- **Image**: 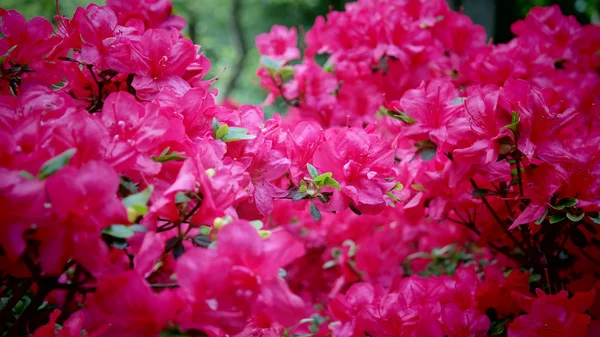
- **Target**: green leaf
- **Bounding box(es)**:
[451,97,467,105]
[589,213,600,224]
[19,170,35,180]
[120,177,138,194]
[260,55,284,72]
[535,208,548,225]
[292,192,307,201]
[122,186,153,222]
[323,61,334,73]
[102,225,135,239]
[192,235,211,248]
[309,200,321,221]
[549,213,566,224]
[112,238,128,249]
[38,148,76,179]
[313,172,341,190]
[505,111,520,131]
[411,184,425,191]
[130,224,148,233]
[322,260,337,269]
[307,163,319,179]
[221,127,256,142]
[558,197,578,208]
[280,65,295,78]
[566,213,585,222]
[212,117,220,136]
[528,273,542,283]
[298,182,307,193]
[250,220,264,230]
[152,147,186,163]
[216,124,229,139]
[384,108,415,124]
[386,191,400,201]
[420,147,436,161]
[175,192,192,204]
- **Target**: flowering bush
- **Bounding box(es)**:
[0,0,599,336]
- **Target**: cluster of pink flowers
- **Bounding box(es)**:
[0,0,599,336]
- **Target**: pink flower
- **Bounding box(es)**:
[119,28,196,99]
[0,10,59,65]
[85,270,182,337]
[313,127,395,214]
[107,0,186,30]
[176,221,306,334]
[37,161,127,275]
[256,25,300,62]
[508,289,595,337]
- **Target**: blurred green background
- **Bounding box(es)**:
[2,0,598,106]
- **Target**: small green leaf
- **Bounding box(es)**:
[293,192,307,201]
[309,200,322,221]
[212,117,220,136]
[19,170,35,180]
[420,147,436,161]
[102,225,135,239]
[535,208,548,225]
[322,260,337,269]
[384,109,415,124]
[386,191,400,201]
[528,273,542,283]
[192,235,211,247]
[323,61,334,73]
[280,65,295,78]
[307,163,319,179]
[313,172,341,190]
[250,220,264,230]
[331,247,342,258]
[152,147,186,163]
[298,183,307,193]
[260,55,284,72]
[505,111,520,131]
[130,224,148,233]
[216,124,229,139]
[38,148,76,179]
[175,192,192,204]
[278,268,287,278]
[558,197,578,208]
[566,212,585,222]
[589,213,600,224]
[258,229,272,238]
[451,97,466,105]
[549,213,566,224]
[122,186,153,222]
[221,127,256,142]
[411,184,425,191]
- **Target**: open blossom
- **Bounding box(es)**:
[508,289,596,337]
[313,126,396,214]
[176,221,306,335]
[256,25,300,62]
